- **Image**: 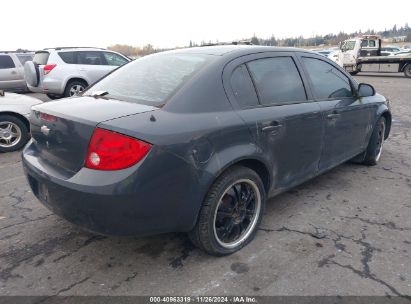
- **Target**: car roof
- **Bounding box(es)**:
[164,45,314,56]
[0,52,34,55]
[41,47,106,52]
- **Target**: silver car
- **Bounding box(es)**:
[0,90,42,152]
[24,47,130,99]
[0,52,34,92]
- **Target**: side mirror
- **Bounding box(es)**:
[358,83,375,97]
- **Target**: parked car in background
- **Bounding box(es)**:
[0,51,34,92]
[316,49,333,57]
[380,46,404,56]
[0,90,42,152]
[23,46,391,255]
[392,50,411,56]
[24,47,130,99]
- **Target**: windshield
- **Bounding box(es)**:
[84,52,212,107]
[341,41,356,52]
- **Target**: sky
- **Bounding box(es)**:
[1,0,410,50]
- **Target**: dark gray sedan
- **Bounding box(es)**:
[22,46,391,255]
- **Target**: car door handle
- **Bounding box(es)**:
[262,124,282,132]
[327,113,341,119]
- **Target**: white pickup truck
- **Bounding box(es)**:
[335,35,411,77]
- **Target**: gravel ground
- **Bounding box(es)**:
[0,73,410,297]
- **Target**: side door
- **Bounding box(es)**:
[223,52,323,192]
[76,51,110,84]
[298,55,375,171]
[0,55,20,89]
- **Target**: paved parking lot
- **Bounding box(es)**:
[0,74,410,296]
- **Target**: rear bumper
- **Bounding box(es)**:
[28,78,65,95]
[22,141,204,236]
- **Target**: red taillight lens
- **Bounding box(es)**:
[85,128,151,171]
[39,112,57,122]
[43,64,56,75]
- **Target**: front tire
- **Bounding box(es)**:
[189,166,266,256]
[404,64,411,78]
[362,117,386,166]
[0,115,30,153]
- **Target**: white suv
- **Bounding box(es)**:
[0,51,34,92]
[24,47,130,99]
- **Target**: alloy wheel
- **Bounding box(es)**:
[213,179,261,249]
[69,84,85,96]
[375,121,385,162]
[0,121,22,148]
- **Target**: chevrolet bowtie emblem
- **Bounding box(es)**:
[41,125,50,136]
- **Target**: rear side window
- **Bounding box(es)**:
[103,52,128,66]
[247,57,307,105]
[78,51,104,65]
[33,52,49,65]
[302,57,353,99]
[16,55,33,65]
[230,64,259,108]
[58,52,77,64]
[0,55,15,69]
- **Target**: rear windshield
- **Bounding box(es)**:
[84,53,212,107]
[33,52,50,65]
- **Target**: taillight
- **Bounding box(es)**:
[85,128,151,171]
[43,64,56,75]
[39,112,57,122]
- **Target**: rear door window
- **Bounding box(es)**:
[78,51,105,65]
[33,52,50,65]
[246,57,307,105]
[302,57,353,99]
[0,55,16,69]
[58,52,77,64]
[103,52,128,66]
[230,64,259,108]
[16,55,33,65]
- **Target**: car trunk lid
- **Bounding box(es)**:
[30,96,157,174]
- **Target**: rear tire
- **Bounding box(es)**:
[349,71,359,76]
[46,94,63,100]
[362,117,386,166]
[64,80,87,97]
[188,166,266,256]
[404,64,411,78]
[0,114,30,153]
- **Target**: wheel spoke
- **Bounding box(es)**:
[232,184,241,205]
[216,211,232,220]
